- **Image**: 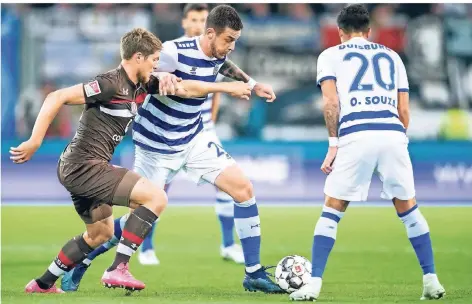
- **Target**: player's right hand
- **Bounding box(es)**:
[156,72,182,96]
[321,146,337,174]
[10,139,41,164]
[228,81,251,101]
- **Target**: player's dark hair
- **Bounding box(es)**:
[206,5,243,34]
[337,4,370,34]
[120,28,163,60]
[183,3,209,18]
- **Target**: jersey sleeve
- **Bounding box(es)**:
[156,41,178,72]
[316,49,336,87]
[82,74,118,104]
[396,55,409,92]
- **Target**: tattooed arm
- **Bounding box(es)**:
[219,60,276,102]
[320,80,339,137]
[319,79,339,174]
[219,59,250,83]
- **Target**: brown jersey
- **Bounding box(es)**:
[60,65,158,163]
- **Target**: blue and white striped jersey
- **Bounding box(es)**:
[317,37,409,139]
[200,73,224,132]
[132,36,226,154]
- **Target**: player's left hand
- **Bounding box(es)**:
[253,82,276,102]
[10,139,41,164]
[157,72,182,96]
[321,147,337,174]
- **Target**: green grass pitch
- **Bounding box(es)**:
[2,205,471,303]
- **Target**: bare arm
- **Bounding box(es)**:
[175,80,251,100]
[211,93,221,122]
[320,80,339,137]
[10,84,86,163]
[219,60,276,102]
[219,59,250,82]
[30,84,85,145]
[397,92,410,130]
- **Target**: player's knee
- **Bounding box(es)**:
[324,195,349,212]
[232,180,254,203]
[142,184,168,215]
[131,178,168,214]
[393,197,416,214]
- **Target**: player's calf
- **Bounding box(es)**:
[394,198,445,299]
[312,198,346,279]
[395,199,436,275]
[29,233,96,292]
[215,166,260,270]
[61,216,126,292]
[215,190,236,248]
[102,178,166,290]
[214,165,280,292]
[83,215,115,248]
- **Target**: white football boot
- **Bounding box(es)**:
[220,244,245,264]
[289,277,322,302]
[421,273,445,300]
[138,249,160,266]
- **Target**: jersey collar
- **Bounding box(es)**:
[118,64,140,88]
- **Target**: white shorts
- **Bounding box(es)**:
[133,129,235,188]
[324,131,416,201]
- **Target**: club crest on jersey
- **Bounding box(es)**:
[190,66,198,75]
[84,80,101,97]
[122,87,129,95]
[130,102,138,115]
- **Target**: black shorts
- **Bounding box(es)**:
[57,159,141,224]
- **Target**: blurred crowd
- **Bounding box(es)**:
[8,3,472,48]
[3,3,472,140]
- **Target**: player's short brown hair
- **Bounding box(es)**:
[120,28,163,60]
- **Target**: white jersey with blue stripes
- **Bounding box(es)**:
[200,92,215,131]
[317,37,409,139]
[132,36,226,154]
[201,74,224,131]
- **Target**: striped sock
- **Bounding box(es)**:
[311,206,344,278]
[37,234,93,289]
[234,197,261,271]
[108,207,158,271]
[398,205,436,274]
[215,190,235,248]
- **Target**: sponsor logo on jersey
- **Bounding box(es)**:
[112,134,124,142]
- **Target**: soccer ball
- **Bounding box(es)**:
[275,255,312,293]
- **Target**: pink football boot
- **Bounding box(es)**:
[25,279,64,293]
[101,263,145,291]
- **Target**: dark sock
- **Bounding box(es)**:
[37,234,94,288]
[108,206,158,271]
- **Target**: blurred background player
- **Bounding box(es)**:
[62,4,282,294]
[61,4,244,292]
[290,4,446,301]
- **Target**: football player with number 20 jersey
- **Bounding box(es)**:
[290,4,445,302]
